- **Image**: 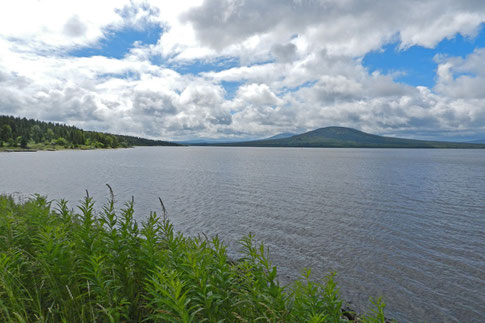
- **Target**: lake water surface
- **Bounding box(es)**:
[1,147,484,322]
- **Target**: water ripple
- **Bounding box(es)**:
[1,147,484,322]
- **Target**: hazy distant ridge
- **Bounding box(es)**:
[263,133,297,140]
[467,138,485,144]
[211,127,485,148]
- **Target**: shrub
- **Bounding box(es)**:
[55,137,67,146]
[0,192,387,322]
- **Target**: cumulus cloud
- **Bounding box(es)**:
[271,43,298,63]
[236,84,282,106]
[435,49,485,99]
[0,0,485,140]
[63,15,88,37]
[183,0,485,56]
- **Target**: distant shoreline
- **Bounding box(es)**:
[4,145,485,152]
[189,143,485,149]
[0,146,136,153]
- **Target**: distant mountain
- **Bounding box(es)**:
[176,138,257,145]
[263,132,296,140]
[211,127,485,148]
[176,139,224,145]
[179,133,296,145]
[467,139,485,144]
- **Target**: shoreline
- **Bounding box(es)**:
[0,146,136,153]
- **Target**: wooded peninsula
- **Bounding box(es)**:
[0,115,178,151]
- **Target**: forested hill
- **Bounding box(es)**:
[211,126,485,148]
[0,115,179,150]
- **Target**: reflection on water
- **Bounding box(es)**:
[1,147,484,322]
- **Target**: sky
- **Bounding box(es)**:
[1,1,485,141]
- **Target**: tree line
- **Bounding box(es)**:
[0,115,178,149]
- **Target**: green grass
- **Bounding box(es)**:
[0,191,388,322]
[0,141,128,152]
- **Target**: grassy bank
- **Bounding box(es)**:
[0,192,387,322]
[0,143,127,152]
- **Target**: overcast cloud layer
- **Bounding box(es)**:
[1,0,485,140]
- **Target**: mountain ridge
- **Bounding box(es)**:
[467,138,485,144]
[263,132,297,140]
[208,126,485,148]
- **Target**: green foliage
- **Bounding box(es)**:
[0,115,179,151]
[45,128,55,142]
[19,136,28,148]
[0,124,12,142]
[0,193,388,322]
[30,125,43,143]
[55,137,68,146]
[363,298,387,323]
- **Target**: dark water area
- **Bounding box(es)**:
[1,147,484,322]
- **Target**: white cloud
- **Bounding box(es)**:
[0,0,485,140]
[235,83,283,106]
[435,49,485,99]
[0,1,128,51]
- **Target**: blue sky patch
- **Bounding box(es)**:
[98,71,139,80]
[69,24,162,59]
[279,80,318,95]
[221,81,244,100]
[169,57,240,75]
[362,24,485,88]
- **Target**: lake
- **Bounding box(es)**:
[1,147,484,322]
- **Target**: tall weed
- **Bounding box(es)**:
[0,193,389,322]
